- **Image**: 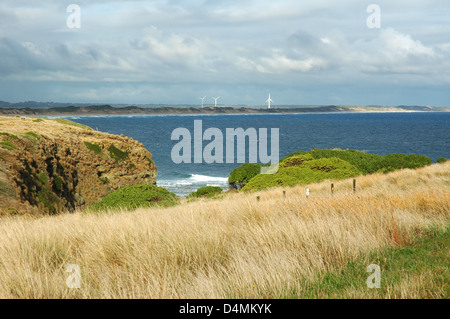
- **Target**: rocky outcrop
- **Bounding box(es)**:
[0,116,157,215]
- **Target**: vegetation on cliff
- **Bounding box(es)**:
[229,149,434,192]
[187,186,223,199]
[0,116,157,215]
[87,184,179,212]
[243,157,361,191]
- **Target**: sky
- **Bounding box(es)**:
[0,0,449,106]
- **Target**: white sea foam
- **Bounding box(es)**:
[190,174,228,183]
[158,174,229,196]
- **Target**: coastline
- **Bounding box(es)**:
[1,104,449,117]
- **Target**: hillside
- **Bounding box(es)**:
[0,116,157,215]
[0,162,448,298]
[0,103,448,116]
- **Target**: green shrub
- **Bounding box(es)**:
[228,149,433,193]
[282,149,432,174]
[242,158,361,192]
[437,157,447,164]
[37,187,60,215]
[280,154,314,168]
[32,118,43,122]
[84,141,103,155]
[284,149,382,174]
[228,163,261,189]
[87,184,179,212]
[39,172,48,184]
[108,145,128,162]
[187,186,223,199]
[53,176,63,193]
[376,153,433,173]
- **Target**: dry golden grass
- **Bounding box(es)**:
[0,162,448,299]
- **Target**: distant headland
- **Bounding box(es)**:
[0,101,448,116]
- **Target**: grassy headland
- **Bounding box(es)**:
[0,161,448,298]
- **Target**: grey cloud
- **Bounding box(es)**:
[0,0,449,105]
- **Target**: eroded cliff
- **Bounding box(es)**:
[0,116,157,215]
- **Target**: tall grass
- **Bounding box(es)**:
[0,163,448,298]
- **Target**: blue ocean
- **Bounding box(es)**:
[66,112,449,197]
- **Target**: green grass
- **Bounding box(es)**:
[290,227,449,298]
[187,186,223,199]
[146,157,154,168]
[108,145,128,162]
[32,118,43,122]
[87,184,179,212]
[37,187,60,215]
[22,132,40,144]
[53,118,92,130]
[84,141,103,155]
[53,176,63,193]
[0,140,17,151]
[24,132,40,140]
[39,172,48,184]
[0,132,19,140]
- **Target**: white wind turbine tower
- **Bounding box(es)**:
[200,96,206,108]
[266,93,273,109]
[213,97,220,107]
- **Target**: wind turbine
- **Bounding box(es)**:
[213,97,220,107]
[200,96,206,108]
[266,93,273,109]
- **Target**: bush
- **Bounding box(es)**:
[228,163,261,189]
[377,154,433,173]
[187,186,223,199]
[108,145,129,162]
[437,157,447,164]
[87,184,179,212]
[280,154,314,168]
[229,149,434,193]
[282,149,432,174]
[283,149,382,174]
[242,158,361,192]
[84,141,103,155]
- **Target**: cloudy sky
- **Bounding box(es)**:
[0,0,449,106]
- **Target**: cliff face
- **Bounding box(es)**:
[0,116,157,215]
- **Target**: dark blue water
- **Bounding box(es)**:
[65,112,449,196]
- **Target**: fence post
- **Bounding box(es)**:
[353,179,356,193]
[331,183,334,195]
